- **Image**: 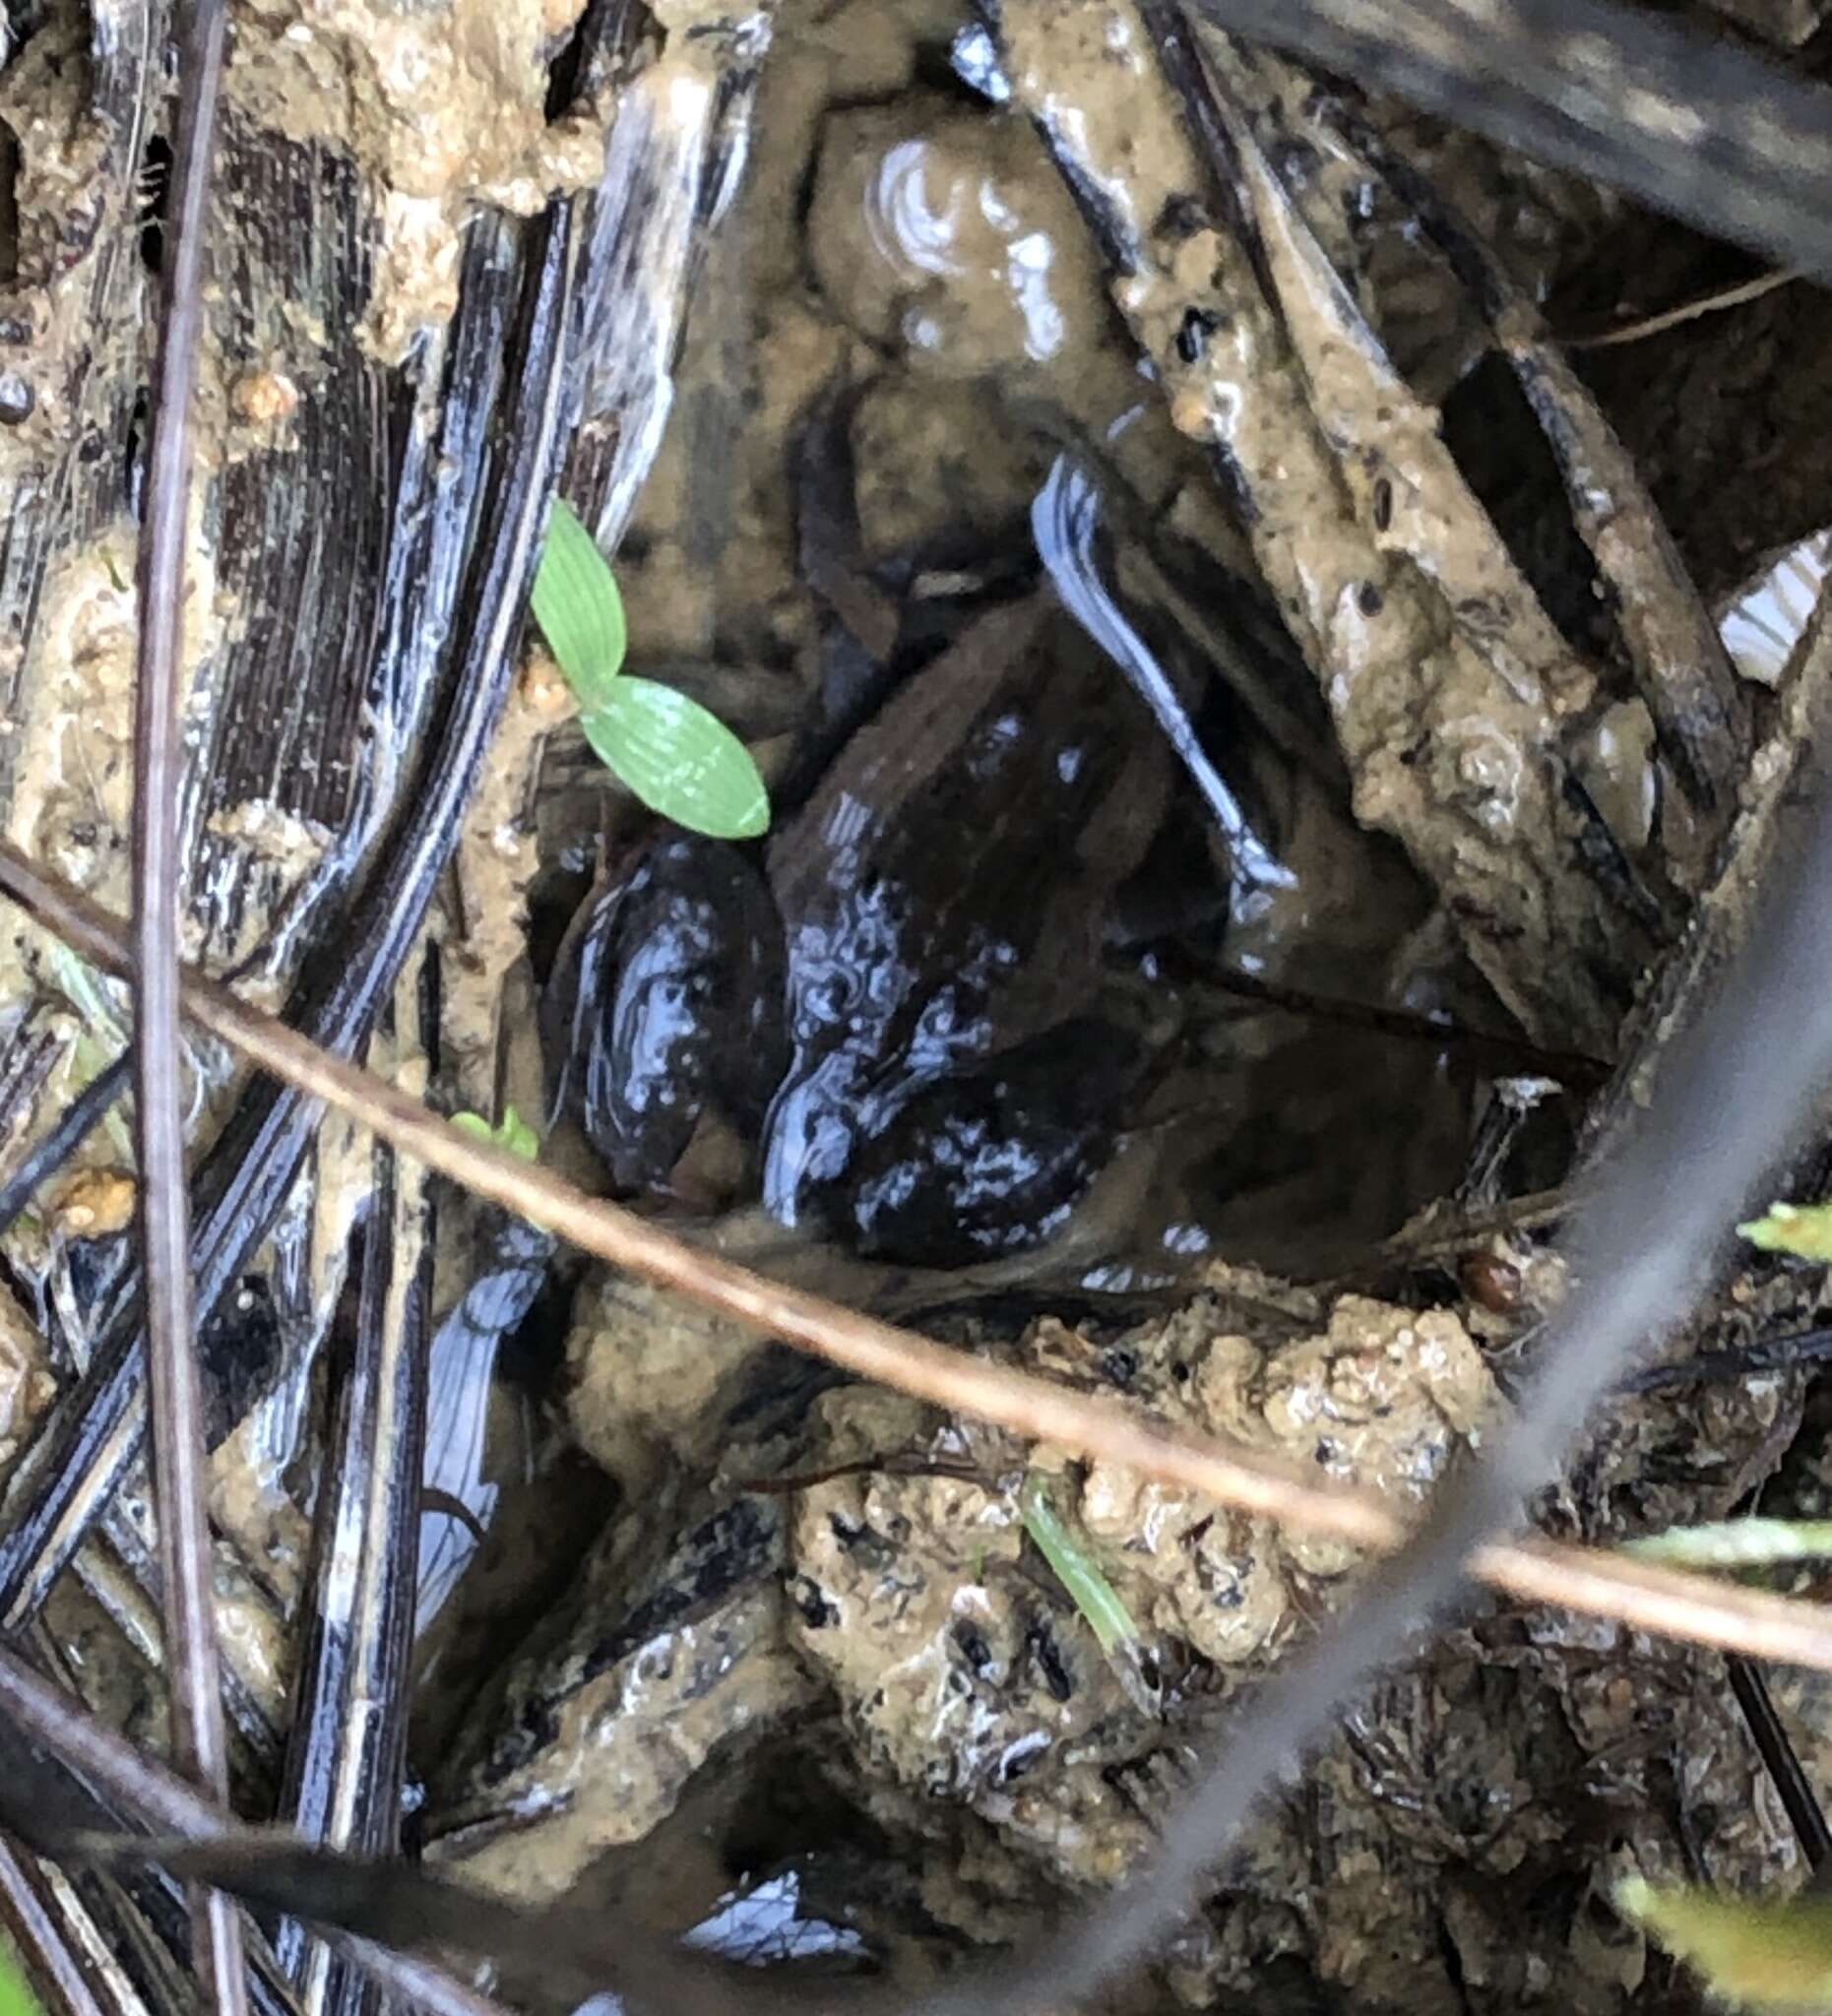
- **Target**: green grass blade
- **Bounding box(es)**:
[1019,1473,1137,1657]
[584,676,770,840]
[531,497,626,708]
[451,1106,539,1161]
[1616,1875,1832,2009]
[0,1943,41,2016]
[1018,1473,1160,1716]
[1622,1517,1832,1569]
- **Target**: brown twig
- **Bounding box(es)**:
[1569,268,1805,349]
[129,4,242,2010]
[1193,967,1608,1088]
[5,849,1832,1679]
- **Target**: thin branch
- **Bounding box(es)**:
[1191,966,1608,1087]
[129,5,242,2010]
[6,849,1832,1679]
[1569,268,1805,349]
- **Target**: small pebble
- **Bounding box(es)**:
[229,369,298,426]
[518,646,576,719]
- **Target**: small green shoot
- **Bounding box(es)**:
[1615,1874,1832,2011]
[47,940,126,1045]
[532,498,769,841]
[0,1941,42,2016]
[1019,1472,1160,1716]
[44,941,133,1160]
[1622,1517,1832,1572]
[451,1106,539,1162]
[1739,1199,1832,1262]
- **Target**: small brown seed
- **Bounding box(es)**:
[1459,1249,1525,1314]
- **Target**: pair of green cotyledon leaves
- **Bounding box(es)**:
[531,498,770,842]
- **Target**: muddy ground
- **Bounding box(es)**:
[1,0,1831,2010]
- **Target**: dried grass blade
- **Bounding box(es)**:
[278,1140,434,2016]
[0,1832,118,2016]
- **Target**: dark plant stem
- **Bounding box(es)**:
[1728,1655,1832,1874]
[1185,0,1832,283]
[1616,1327,1832,1396]
[129,1,243,2008]
[0,1055,131,1240]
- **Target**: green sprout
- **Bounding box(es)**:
[0,1942,41,2016]
[1615,1873,1832,2011]
[1019,1471,1160,1717]
[44,941,134,1160]
[1738,1198,1832,1262]
[1622,1517,1832,1572]
[531,498,769,841]
[450,1105,539,1162]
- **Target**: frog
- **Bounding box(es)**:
[544,593,1170,1264]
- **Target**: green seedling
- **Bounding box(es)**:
[0,1943,40,2016]
[44,941,134,1160]
[1739,1198,1832,1262]
[1615,1874,1832,2011]
[450,1106,539,1162]
[1622,1517,1832,1572]
[532,498,769,841]
[1019,1471,1160,1717]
